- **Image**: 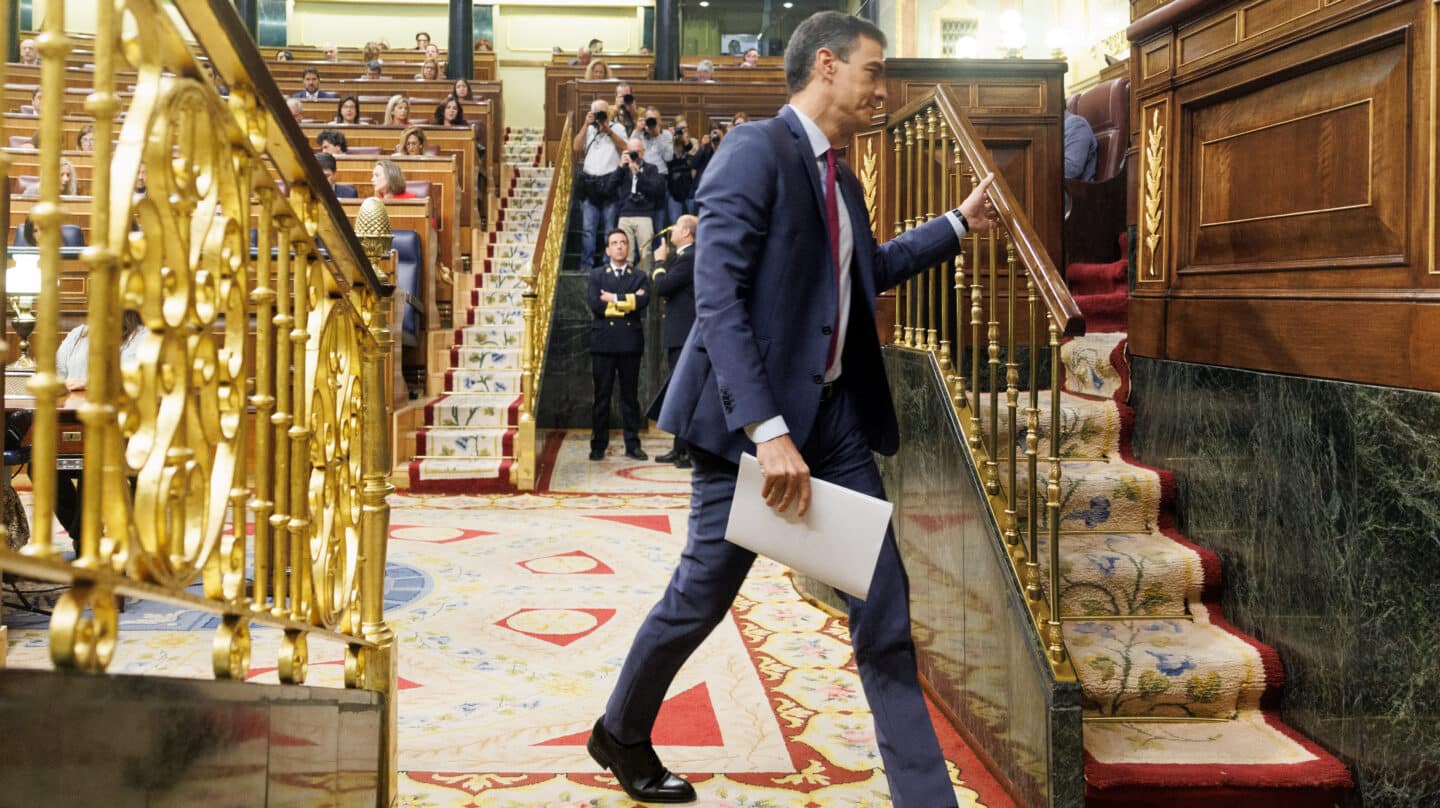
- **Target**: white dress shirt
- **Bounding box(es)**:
[582,121,628,176]
[743,105,968,445]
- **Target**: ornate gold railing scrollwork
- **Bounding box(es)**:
[514,114,575,490]
[0,0,399,800]
[881,86,1085,678]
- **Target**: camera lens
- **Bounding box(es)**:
[623,93,634,105]
[710,134,720,144]
[595,110,607,123]
[628,150,640,162]
[645,116,657,128]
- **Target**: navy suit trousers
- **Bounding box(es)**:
[603,384,958,808]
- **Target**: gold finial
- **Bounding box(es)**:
[355,197,394,267]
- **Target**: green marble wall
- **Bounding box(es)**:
[1129,357,1440,808]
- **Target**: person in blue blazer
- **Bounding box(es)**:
[585,11,997,807]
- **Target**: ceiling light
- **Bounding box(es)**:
[783,1,794,7]
[699,1,709,6]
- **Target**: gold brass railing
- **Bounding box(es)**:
[514,113,575,490]
[0,0,399,801]
[880,86,1084,675]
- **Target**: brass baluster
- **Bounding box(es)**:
[938,120,952,371]
[251,194,277,611]
[76,0,122,568]
[952,150,969,405]
[925,108,939,352]
[271,219,294,618]
[23,3,76,562]
[891,128,904,345]
[904,119,917,347]
[967,164,983,452]
[1025,275,1042,600]
[1047,317,1066,662]
[289,239,313,621]
[1004,241,1020,546]
[984,229,1000,495]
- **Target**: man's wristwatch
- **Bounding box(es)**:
[953,208,970,232]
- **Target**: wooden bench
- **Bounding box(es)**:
[326,152,461,276]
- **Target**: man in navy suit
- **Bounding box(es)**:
[586,11,996,806]
[293,67,337,101]
[652,214,697,468]
[588,229,652,462]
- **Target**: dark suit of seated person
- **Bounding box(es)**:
[315,152,359,198]
[587,229,650,462]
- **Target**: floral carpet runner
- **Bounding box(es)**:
[1058,250,1350,804]
[408,127,551,493]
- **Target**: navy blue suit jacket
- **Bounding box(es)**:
[656,107,962,463]
[653,248,695,349]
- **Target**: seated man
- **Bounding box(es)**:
[1064,111,1098,181]
[315,152,358,198]
[689,59,716,82]
[19,38,39,66]
[316,129,349,155]
[294,67,337,101]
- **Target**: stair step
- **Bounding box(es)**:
[976,391,1122,459]
[445,369,522,394]
[424,393,521,428]
[416,426,515,458]
[450,347,523,370]
[455,325,523,349]
[1052,530,1209,618]
[1009,457,1164,535]
[1065,612,1270,719]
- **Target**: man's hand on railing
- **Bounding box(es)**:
[959,173,998,233]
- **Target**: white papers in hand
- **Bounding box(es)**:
[724,453,891,600]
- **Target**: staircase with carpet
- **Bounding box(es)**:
[407,127,551,493]
[1041,239,1352,805]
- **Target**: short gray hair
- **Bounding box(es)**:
[783,11,886,94]
[697,59,714,73]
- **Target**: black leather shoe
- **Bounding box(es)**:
[674,454,692,469]
[589,448,605,461]
[655,450,680,464]
[587,718,696,803]
[625,447,649,461]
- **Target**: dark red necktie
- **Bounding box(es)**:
[824,148,841,368]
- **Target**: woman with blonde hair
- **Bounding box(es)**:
[395,126,427,156]
[417,58,440,81]
[584,59,611,80]
[371,160,417,199]
[384,94,411,127]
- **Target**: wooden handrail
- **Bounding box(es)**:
[933,86,1085,337]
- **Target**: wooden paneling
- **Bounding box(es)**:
[543,63,654,155]
[1128,0,1440,391]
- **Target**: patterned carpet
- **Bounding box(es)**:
[3,445,1016,807]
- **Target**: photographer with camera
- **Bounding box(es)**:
[691,125,723,195]
[612,83,638,133]
[573,99,629,268]
[666,115,699,221]
[635,106,674,235]
[608,138,667,275]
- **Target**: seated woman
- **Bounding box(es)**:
[384,94,411,127]
[76,124,95,152]
[371,159,418,199]
[395,126,427,156]
[19,158,77,198]
[585,60,612,80]
[416,59,439,81]
[333,95,362,125]
[433,95,468,127]
[275,49,294,62]
[452,78,474,102]
[51,309,148,546]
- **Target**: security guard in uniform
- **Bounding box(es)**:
[588,229,651,461]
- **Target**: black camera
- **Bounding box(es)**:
[645,116,657,128]
[627,150,641,163]
[681,140,693,152]
[594,109,607,125]
[623,93,634,105]
[709,133,720,145]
